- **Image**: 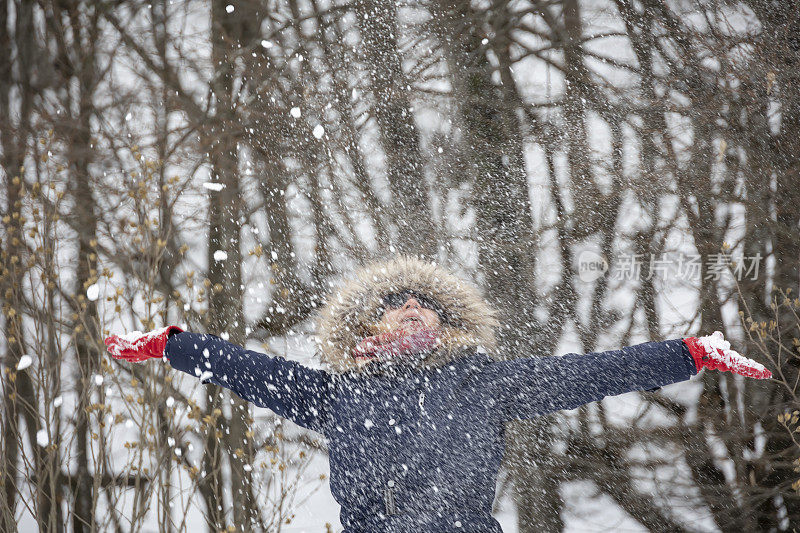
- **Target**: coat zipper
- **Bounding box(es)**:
[418,375,428,414]
[383,386,424,517]
[384,480,397,515]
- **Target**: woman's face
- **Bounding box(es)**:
[375,294,442,333]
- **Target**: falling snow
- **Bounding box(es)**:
[7,2,793,531]
[86,283,100,301]
[203,182,226,191]
[16,354,33,370]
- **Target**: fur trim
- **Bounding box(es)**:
[314,255,500,374]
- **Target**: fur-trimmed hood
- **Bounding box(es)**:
[314,255,500,374]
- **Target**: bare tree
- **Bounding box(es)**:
[2,0,797,531]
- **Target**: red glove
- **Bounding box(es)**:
[683,331,771,379]
[104,326,184,363]
[352,325,441,363]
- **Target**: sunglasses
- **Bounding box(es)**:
[380,289,449,324]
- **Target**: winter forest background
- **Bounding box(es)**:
[1,0,799,531]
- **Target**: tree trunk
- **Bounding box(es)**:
[357,0,437,258]
[0,1,23,528]
[746,1,800,525]
[434,1,563,530]
[202,2,257,530]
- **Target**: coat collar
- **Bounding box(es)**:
[332,345,491,379]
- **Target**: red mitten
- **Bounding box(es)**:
[104,326,184,363]
[683,331,771,379]
[352,326,441,363]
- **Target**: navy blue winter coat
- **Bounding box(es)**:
[165,331,697,533]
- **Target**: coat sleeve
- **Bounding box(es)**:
[481,338,698,422]
[164,331,331,435]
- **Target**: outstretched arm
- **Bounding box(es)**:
[485,338,695,421]
[165,332,332,434]
[105,328,332,435]
[483,332,770,422]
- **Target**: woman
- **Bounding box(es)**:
[105,255,771,532]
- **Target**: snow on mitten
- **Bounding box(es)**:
[104,326,184,363]
[683,331,772,379]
